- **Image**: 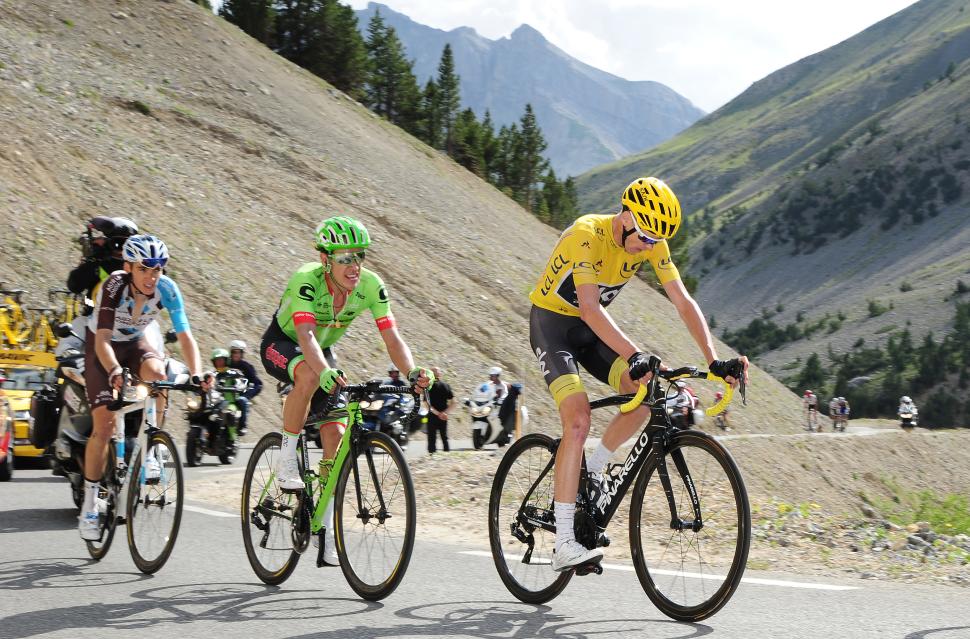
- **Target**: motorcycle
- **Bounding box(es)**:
[184,369,249,466]
[360,386,413,450]
[899,409,918,430]
[43,323,185,507]
[465,382,525,450]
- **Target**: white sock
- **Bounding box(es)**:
[82,479,100,513]
[554,501,575,551]
[324,499,335,542]
[586,442,614,477]
[280,429,299,462]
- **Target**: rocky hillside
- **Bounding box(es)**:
[354,2,705,177]
[0,0,796,436]
[575,0,970,384]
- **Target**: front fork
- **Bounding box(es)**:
[654,432,703,532]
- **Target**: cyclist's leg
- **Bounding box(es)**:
[576,339,649,476]
[530,307,602,569]
[81,338,119,538]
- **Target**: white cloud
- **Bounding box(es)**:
[348,0,918,111]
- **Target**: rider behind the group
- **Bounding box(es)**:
[67,216,139,300]
[227,340,262,436]
[713,390,731,431]
[259,216,433,565]
[898,395,917,415]
[78,235,209,540]
[803,390,818,430]
[528,176,748,571]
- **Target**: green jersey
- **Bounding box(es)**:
[275,262,395,347]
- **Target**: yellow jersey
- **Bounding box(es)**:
[529,214,681,317]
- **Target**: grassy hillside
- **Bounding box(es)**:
[0,0,796,435]
[575,0,970,414]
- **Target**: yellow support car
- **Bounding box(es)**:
[0,349,57,461]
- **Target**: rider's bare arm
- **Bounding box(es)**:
[175,329,203,378]
[294,322,332,377]
[662,279,717,364]
[576,283,638,361]
[379,324,415,377]
[94,327,121,376]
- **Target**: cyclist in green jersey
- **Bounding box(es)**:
[259,216,433,563]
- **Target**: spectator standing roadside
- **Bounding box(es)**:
[426,366,454,454]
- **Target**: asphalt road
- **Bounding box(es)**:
[2,462,969,639]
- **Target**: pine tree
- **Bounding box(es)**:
[453,108,485,176]
[435,44,461,153]
[219,0,275,45]
[539,169,562,224]
[364,10,390,113]
[421,79,442,149]
[364,15,421,134]
[480,110,497,182]
[274,0,318,69]
[797,353,826,391]
[515,104,548,210]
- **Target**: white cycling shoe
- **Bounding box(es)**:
[552,540,603,572]
[275,455,304,492]
[78,510,100,540]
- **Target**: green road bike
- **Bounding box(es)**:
[241,381,419,601]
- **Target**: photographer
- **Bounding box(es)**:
[67,216,139,299]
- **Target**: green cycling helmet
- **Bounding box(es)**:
[211,348,230,361]
[314,216,371,253]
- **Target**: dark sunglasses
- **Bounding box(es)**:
[331,251,366,266]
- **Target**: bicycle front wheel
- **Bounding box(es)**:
[127,430,184,573]
[241,432,302,584]
[629,429,751,621]
[334,431,415,601]
[488,433,571,604]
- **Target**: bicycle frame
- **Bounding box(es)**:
[519,367,740,544]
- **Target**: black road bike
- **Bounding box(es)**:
[488,362,751,622]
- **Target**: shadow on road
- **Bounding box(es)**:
[0,582,381,638]
[905,627,970,638]
[284,600,713,639]
[0,557,149,590]
[7,475,64,484]
[0,507,77,533]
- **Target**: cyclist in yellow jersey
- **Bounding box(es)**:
[528,176,749,571]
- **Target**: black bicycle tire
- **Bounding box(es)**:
[240,432,301,585]
[127,430,184,574]
[334,430,416,601]
[86,445,119,560]
[628,429,751,621]
[487,433,571,604]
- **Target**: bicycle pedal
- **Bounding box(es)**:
[574,560,603,576]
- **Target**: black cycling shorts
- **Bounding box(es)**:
[260,316,336,384]
[528,305,628,405]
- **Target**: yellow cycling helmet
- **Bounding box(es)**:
[621,177,682,240]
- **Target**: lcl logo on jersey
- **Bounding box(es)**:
[620,260,643,279]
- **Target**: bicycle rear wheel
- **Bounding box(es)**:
[334,431,415,601]
[629,430,750,621]
[127,430,184,574]
[241,432,302,584]
[488,433,571,604]
[86,447,119,560]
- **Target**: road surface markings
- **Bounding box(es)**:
[184,504,237,518]
[459,550,859,591]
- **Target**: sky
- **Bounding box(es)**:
[344,0,920,112]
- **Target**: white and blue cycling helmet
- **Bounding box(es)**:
[122,234,169,268]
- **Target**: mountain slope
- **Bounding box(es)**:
[355,2,704,177]
[0,0,794,434]
[575,0,970,380]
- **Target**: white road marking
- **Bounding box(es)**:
[459,550,859,591]
[197,467,246,474]
[184,504,237,518]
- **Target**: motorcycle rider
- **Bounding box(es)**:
[78,235,210,540]
[897,395,918,426]
[67,216,140,299]
[486,366,509,405]
[228,340,261,436]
